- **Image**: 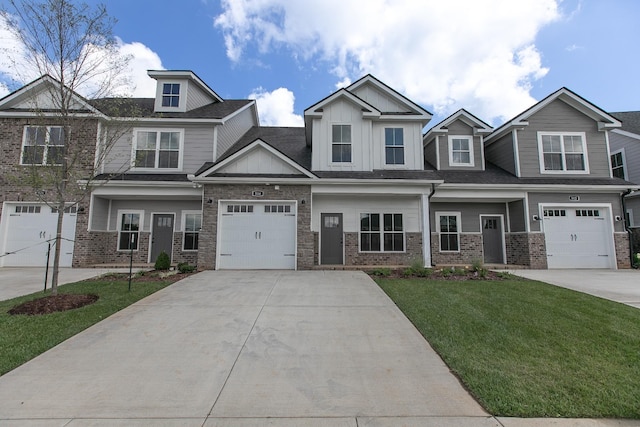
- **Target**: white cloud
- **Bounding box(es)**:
[215,0,561,124]
[248,86,303,126]
[0,14,162,99]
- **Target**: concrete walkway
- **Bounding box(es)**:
[0,267,146,301]
[507,269,640,309]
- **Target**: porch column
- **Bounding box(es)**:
[421,193,432,267]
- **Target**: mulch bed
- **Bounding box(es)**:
[9,294,99,316]
[371,267,509,281]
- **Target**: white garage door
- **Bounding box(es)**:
[0,203,78,267]
[542,206,615,269]
[217,201,296,269]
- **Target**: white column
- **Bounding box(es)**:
[422,193,432,267]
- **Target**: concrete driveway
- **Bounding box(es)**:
[508,269,640,309]
[0,270,491,426]
[0,267,145,301]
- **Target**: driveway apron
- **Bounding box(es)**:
[0,270,487,425]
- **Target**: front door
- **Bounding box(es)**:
[150,214,174,263]
[321,213,343,265]
[481,216,504,264]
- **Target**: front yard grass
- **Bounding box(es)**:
[376,275,640,418]
[0,274,180,376]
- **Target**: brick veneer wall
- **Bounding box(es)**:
[344,232,422,266]
[614,233,631,269]
[505,232,547,268]
[431,233,482,265]
[198,183,313,270]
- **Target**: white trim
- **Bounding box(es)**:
[479,214,507,264]
[537,131,590,175]
[422,194,432,267]
[329,123,354,165]
[383,127,406,167]
[512,129,521,177]
[19,125,65,166]
[605,130,613,178]
[116,210,144,252]
[612,128,640,141]
[181,210,202,252]
[435,211,462,253]
[435,135,441,170]
[154,81,184,112]
[524,193,531,233]
[212,124,219,161]
[447,135,475,167]
[130,128,184,171]
[357,212,406,253]
[505,202,511,233]
[610,148,628,181]
[479,135,486,171]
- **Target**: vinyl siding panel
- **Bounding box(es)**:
[485,133,516,175]
[438,120,484,171]
[508,200,526,232]
[216,105,257,159]
[609,132,640,184]
[626,196,640,227]
[90,196,110,230]
[185,81,213,111]
[108,200,202,232]
[431,202,507,233]
[312,195,421,233]
[424,137,438,168]
[518,100,610,177]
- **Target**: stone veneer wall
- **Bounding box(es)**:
[430,233,483,265]
[344,232,422,266]
[505,232,547,269]
[614,233,631,269]
[198,184,313,270]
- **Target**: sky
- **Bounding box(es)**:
[0,0,639,130]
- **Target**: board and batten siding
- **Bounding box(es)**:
[215,105,257,160]
[217,146,301,175]
[485,133,517,175]
[312,195,422,233]
[437,120,484,171]
[609,132,640,184]
[517,99,611,178]
[527,192,625,232]
[311,99,371,171]
[351,85,405,113]
[431,202,507,233]
[107,200,202,232]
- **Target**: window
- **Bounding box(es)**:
[162,83,180,107]
[183,212,201,251]
[264,205,292,213]
[611,151,626,179]
[385,128,404,165]
[226,204,254,213]
[360,213,404,252]
[543,209,566,217]
[576,209,600,217]
[15,205,41,214]
[133,129,182,169]
[118,212,141,251]
[448,136,474,166]
[538,132,588,173]
[21,126,65,165]
[437,213,460,252]
[332,124,352,163]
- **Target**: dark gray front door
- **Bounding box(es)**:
[481,216,504,264]
[321,213,343,265]
[151,214,174,263]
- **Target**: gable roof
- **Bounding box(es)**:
[423,108,493,143]
[486,87,621,144]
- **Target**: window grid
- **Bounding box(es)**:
[226,204,254,213]
[134,130,181,169]
[360,213,404,252]
[15,205,41,214]
[611,152,625,179]
[540,133,586,172]
[438,213,460,252]
[331,124,352,163]
[264,205,291,213]
[21,126,65,166]
[118,213,140,251]
[162,83,180,107]
[183,213,201,251]
[385,128,404,165]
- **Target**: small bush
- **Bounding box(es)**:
[633,253,640,269]
[177,262,196,273]
[154,251,171,271]
[371,268,391,277]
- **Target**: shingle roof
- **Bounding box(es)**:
[89,98,253,120]
[611,112,640,135]
[93,173,190,182]
[313,170,440,180]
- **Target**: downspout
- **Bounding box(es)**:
[621,189,635,267]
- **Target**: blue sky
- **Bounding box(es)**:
[1,0,639,129]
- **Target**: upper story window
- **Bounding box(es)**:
[538,132,588,173]
[611,150,626,180]
[162,83,180,107]
[332,124,352,163]
[132,129,182,170]
[385,128,404,165]
[21,126,65,165]
[448,136,474,166]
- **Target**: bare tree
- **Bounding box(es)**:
[1,0,135,294]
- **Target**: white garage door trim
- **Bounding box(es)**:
[216,200,297,270]
[0,202,78,267]
[541,203,617,269]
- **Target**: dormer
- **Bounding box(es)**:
[304,74,432,172]
[423,109,492,171]
[148,70,223,113]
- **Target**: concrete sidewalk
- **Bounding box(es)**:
[0,267,146,301]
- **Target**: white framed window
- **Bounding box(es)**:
[360,213,404,252]
[611,149,627,180]
[437,212,461,252]
[384,128,404,165]
[132,129,183,170]
[331,124,352,163]
[118,211,143,251]
[537,132,589,174]
[448,136,474,166]
[20,125,65,165]
[162,83,181,107]
[182,211,201,251]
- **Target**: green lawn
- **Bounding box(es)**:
[376,275,640,418]
[0,275,177,376]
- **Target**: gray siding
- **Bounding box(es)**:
[508,200,526,232]
[183,124,215,173]
[186,81,213,111]
[626,196,640,227]
[609,132,640,184]
[216,105,257,160]
[485,133,516,174]
[518,100,611,178]
[424,137,438,168]
[431,202,507,233]
[438,120,484,171]
[527,192,625,232]
[90,196,110,230]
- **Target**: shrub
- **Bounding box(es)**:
[371,268,391,277]
[177,262,196,273]
[154,251,171,271]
